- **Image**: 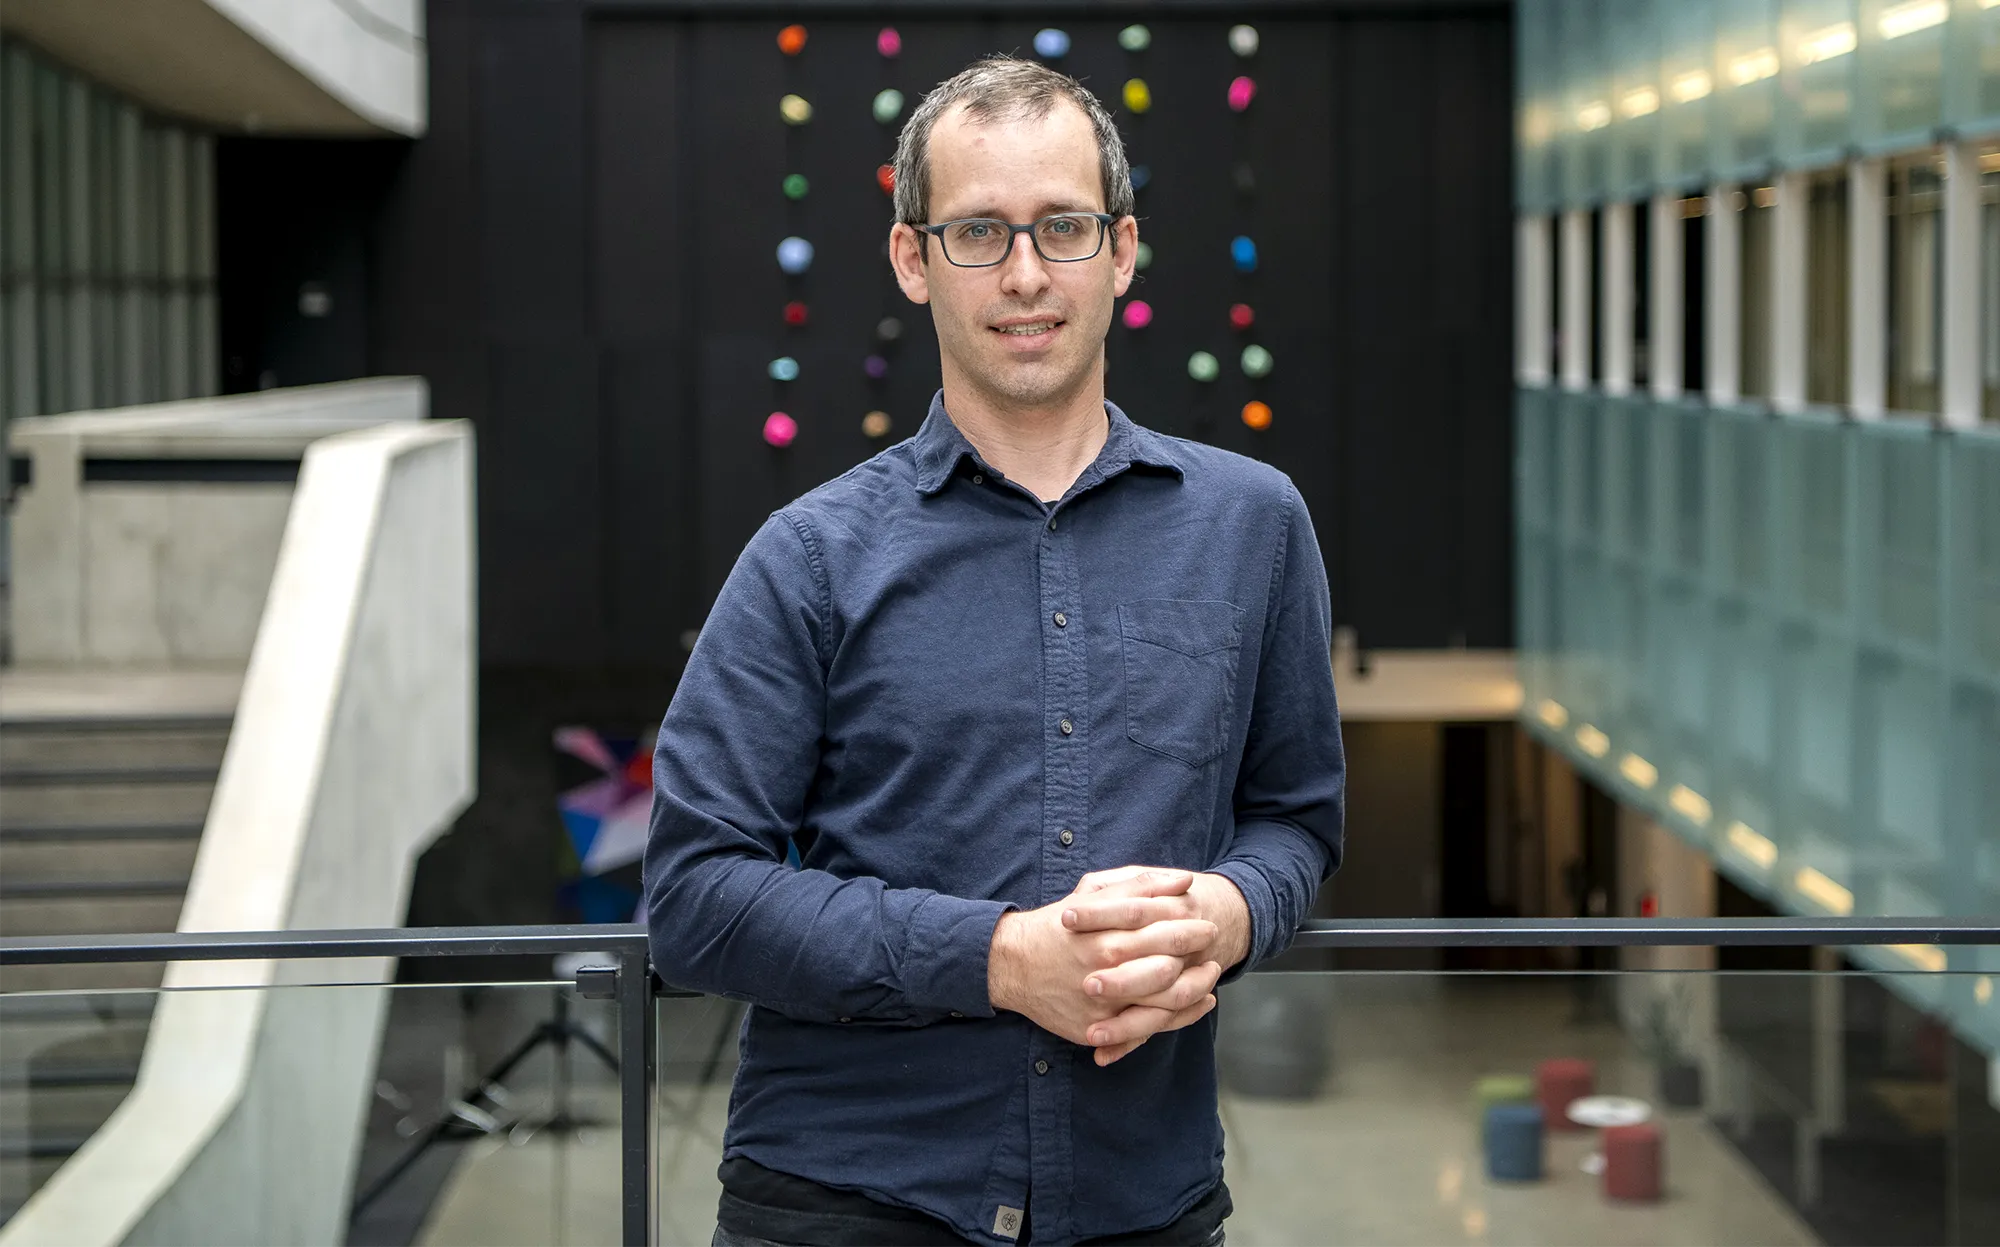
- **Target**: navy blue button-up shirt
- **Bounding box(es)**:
[644,391,1345,1245]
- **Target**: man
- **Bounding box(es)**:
[645,55,1345,1247]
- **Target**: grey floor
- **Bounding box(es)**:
[412,978,1821,1247]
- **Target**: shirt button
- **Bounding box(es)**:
[1053,611,1067,628]
[950,1011,964,1018]
[1047,517,1058,531]
[1035,1059,1050,1076]
[1058,717,1073,735]
[972,474,984,484]
[1058,828,1074,847]
[838,1017,852,1023]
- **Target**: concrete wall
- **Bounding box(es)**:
[7,379,425,667]
[0,419,476,1246]
[0,0,423,135]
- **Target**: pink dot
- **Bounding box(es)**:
[763,412,798,448]
[1122,300,1154,329]
[1228,76,1256,112]
[877,27,902,57]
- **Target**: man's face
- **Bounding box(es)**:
[891,101,1138,412]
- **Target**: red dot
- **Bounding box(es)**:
[777,25,807,55]
[783,301,809,326]
[876,164,897,196]
[1229,303,1256,330]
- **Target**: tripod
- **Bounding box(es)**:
[352,985,620,1216]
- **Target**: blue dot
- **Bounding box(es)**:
[1231,235,1258,273]
[1129,165,1151,192]
[768,357,800,382]
[777,236,814,275]
[1034,28,1070,58]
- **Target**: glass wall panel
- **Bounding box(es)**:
[1559,0,1612,205]
[1778,0,1858,166]
[1856,0,1950,151]
[1943,0,2000,136]
[1660,0,1720,186]
[1519,0,1561,211]
[1982,143,2000,424]
[1886,151,1945,415]
[1714,0,1783,178]
[1608,0,1663,197]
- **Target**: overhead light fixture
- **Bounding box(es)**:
[1726,821,1776,868]
[1670,71,1713,102]
[1575,724,1610,758]
[1668,785,1712,826]
[1752,185,1778,208]
[1794,865,1855,915]
[1729,48,1780,86]
[1619,753,1659,789]
[1798,21,1858,64]
[1888,944,1947,973]
[1977,976,1994,1005]
[1576,101,1612,132]
[1878,0,1948,39]
[1620,87,1661,118]
[1537,699,1569,729]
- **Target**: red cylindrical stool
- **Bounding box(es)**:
[1535,1058,1595,1131]
[1603,1122,1663,1201]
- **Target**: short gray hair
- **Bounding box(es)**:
[892,55,1133,253]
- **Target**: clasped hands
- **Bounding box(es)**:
[986,867,1250,1067]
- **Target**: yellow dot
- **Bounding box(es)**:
[862,410,892,438]
[1122,78,1152,113]
[1241,401,1272,430]
[780,94,813,125]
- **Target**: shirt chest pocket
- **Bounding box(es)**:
[1118,599,1246,767]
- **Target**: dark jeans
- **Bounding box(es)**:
[710,1225,1226,1247]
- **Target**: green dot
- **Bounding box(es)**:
[1188,351,1220,383]
[1118,24,1152,52]
[1241,345,1274,378]
[782,173,809,200]
[1135,242,1154,272]
[873,88,905,125]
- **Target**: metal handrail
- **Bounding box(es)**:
[3,916,1997,965]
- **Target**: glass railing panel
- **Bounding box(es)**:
[646,964,2000,1247]
[1,977,628,1247]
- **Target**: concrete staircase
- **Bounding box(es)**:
[0,708,230,1223]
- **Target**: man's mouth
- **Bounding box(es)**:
[991,319,1064,340]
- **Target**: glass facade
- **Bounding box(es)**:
[0,39,217,422]
[1518,0,2000,1066]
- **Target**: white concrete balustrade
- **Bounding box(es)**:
[1,383,476,1245]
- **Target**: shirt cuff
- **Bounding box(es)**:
[1205,859,1277,984]
[902,894,1014,1017]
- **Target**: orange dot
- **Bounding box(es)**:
[777,25,808,55]
[1241,401,1273,430]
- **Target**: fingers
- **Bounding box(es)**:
[1073,867,1194,899]
[1085,993,1219,1063]
[1083,917,1217,968]
[1086,955,1221,1008]
[1062,894,1200,934]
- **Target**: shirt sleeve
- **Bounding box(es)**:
[642,511,1012,1025]
[1207,481,1346,977]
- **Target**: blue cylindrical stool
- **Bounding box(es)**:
[1483,1102,1544,1182]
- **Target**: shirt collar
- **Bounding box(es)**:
[911,389,1186,497]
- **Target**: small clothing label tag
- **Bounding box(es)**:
[993,1205,1024,1240]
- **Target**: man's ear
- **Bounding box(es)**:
[889,223,932,305]
[1110,216,1139,299]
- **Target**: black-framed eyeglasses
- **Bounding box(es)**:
[919,213,1117,267]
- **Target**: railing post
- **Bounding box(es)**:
[617,946,656,1246]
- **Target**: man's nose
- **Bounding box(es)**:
[998,230,1050,289]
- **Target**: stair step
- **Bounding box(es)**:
[0,894,185,938]
[0,726,230,771]
[0,1130,95,1160]
[0,1082,132,1137]
[0,764,221,786]
[0,962,168,995]
[0,839,199,888]
[0,779,215,827]
[0,879,187,901]
[0,822,203,842]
